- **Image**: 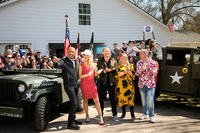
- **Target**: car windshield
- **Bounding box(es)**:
[0,68,62,75]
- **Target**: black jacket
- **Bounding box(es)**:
[97,56,116,86]
[59,57,78,87]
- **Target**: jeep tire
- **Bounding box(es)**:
[34,96,50,131]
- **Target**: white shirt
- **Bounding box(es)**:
[71,59,76,68]
[127,46,140,56]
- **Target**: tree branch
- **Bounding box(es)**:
[176,15,189,24]
[171,12,196,19]
[173,5,200,14]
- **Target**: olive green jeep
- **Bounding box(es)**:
[0,68,83,131]
[157,46,200,99]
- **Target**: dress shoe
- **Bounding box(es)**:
[120,114,126,119]
[67,123,80,130]
[131,116,135,122]
[74,120,82,125]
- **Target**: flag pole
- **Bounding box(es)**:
[76,32,80,58]
[65,15,69,35]
[89,32,94,53]
[63,15,71,57]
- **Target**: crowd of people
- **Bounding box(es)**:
[0,32,159,130]
[111,32,158,62]
[74,46,158,130]
[54,31,159,130]
[0,45,54,71]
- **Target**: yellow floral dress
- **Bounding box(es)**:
[115,64,135,107]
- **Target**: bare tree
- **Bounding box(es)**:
[130,0,159,17]
[181,11,200,33]
[0,0,10,4]
[131,0,200,25]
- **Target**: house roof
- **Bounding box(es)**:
[125,0,168,30]
[171,32,200,48]
[173,31,200,42]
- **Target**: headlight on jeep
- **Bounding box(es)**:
[18,84,25,93]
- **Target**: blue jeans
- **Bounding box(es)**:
[139,86,155,117]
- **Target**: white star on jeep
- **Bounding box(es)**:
[170,72,183,84]
[26,91,33,100]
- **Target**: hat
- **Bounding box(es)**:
[7,54,12,58]
[122,41,127,44]
[81,49,92,56]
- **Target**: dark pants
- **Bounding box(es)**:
[65,85,77,125]
[98,81,117,116]
[122,105,135,117]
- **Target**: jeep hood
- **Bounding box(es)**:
[0,74,59,86]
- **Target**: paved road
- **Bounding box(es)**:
[0,101,200,133]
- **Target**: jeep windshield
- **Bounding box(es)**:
[0,68,62,76]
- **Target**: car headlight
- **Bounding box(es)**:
[18,84,25,93]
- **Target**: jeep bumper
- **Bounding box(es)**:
[0,106,23,118]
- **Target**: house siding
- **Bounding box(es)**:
[0,0,170,55]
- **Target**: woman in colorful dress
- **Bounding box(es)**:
[115,53,135,121]
[78,49,104,125]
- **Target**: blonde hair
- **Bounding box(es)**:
[88,56,94,67]
[83,54,94,67]
[119,53,129,66]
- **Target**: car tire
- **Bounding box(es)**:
[34,96,50,131]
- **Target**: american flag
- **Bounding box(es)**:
[63,19,70,57]
[168,18,174,32]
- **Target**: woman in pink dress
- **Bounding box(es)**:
[78,49,104,125]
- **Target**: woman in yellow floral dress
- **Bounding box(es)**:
[115,53,135,120]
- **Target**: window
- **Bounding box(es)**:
[166,50,191,66]
[79,3,91,25]
[20,45,29,49]
[194,49,200,62]
[0,43,31,54]
[7,45,14,49]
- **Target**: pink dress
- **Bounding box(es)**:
[80,63,98,99]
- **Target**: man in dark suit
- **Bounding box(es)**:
[54,47,81,130]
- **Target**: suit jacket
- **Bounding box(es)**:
[59,57,78,87]
[97,56,116,86]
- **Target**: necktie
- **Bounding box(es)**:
[71,60,75,68]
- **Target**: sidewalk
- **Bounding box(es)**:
[44,102,200,133]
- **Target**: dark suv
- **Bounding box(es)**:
[0,68,83,131]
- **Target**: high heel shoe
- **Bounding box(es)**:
[99,118,104,126]
[85,116,90,123]
[85,119,90,123]
[99,121,104,126]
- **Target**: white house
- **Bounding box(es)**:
[0,0,170,57]
[172,31,200,48]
